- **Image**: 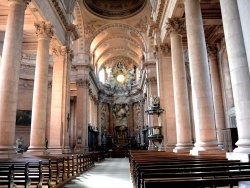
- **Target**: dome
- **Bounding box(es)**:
[83,0,147,19]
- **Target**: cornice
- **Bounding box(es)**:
[72,64,94,72]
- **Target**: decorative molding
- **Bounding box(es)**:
[52,46,67,60]
[146,76,157,85]
[22,53,37,61]
[160,43,171,56]
[85,20,102,39]
[207,44,218,57]
[66,24,81,41]
[89,23,146,52]
[34,21,54,39]
[76,78,90,88]
[72,64,94,72]
[165,18,185,37]
[135,16,148,33]
[155,0,166,26]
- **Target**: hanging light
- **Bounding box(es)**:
[116,74,125,83]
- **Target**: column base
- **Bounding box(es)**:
[62,146,72,154]
[173,147,193,153]
[148,145,158,151]
[190,148,226,155]
[226,152,250,162]
[46,145,63,155]
[158,146,167,152]
[0,149,18,159]
[25,150,50,156]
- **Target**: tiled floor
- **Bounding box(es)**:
[62,158,133,188]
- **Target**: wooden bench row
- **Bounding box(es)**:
[129,150,250,188]
[0,153,95,188]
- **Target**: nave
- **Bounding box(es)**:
[62,158,133,188]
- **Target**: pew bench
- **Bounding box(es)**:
[0,165,16,188]
[141,170,250,188]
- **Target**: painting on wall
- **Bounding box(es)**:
[16,110,32,126]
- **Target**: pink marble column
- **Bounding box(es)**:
[28,21,53,155]
[220,0,250,161]
[185,0,221,154]
[156,43,177,152]
[166,18,193,153]
[47,46,67,154]
[207,45,226,147]
[76,78,90,150]
[0,0,30,157]
[63,49,74,152]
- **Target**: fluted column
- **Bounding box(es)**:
[237,0,250,70]
[207,45,226,147]
[166,18,193,153]
[28,21,53,155]
[0,0,30,157]
[185,0,221,154]
[220,0,250,160]
[76,78,90,150]
[46,46,67,154]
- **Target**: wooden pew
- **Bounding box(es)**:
[144,177,250,188]
[0,164,16,188]
[141,170,250,188]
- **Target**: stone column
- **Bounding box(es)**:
[156,43,177,152]
[185,0,221,155]
[220,0,250,161]
[166,18,193,153]
[62,49,74,152]
[109,104,114,137]
[237,0,250,71]
[27,21,53,155]
[146,75,158,151]
[207,45,226,147]
[0,0,30,157]
[46,46,66,154]
[76,77,90,150]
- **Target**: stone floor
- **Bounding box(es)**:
[62,158,133,188]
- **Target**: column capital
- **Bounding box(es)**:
[34,21,53,39]
[207,44,218,58]
[76,78,90,88]
[52,46,67,61]
[166,18,186,37]
[8,0,31,7]
[160,43,171,57]
[146,76,157,85]
[67,48,74,62]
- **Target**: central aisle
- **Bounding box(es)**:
[62,158,133,188]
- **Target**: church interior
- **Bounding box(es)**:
[1,0,250,187]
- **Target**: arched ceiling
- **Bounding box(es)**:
[89,25,145,71]
[75,0,151,74]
